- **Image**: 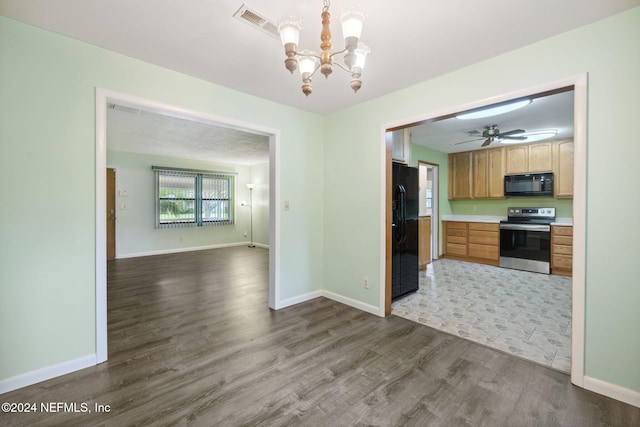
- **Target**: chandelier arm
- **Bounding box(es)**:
[295,52,322,60]
[331,61,352,73]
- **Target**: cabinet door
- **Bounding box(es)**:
[505,145,528,174]
[389,128,411,164]
[554,140,574,198]
[448,152,472,199]
[419,217,432,269]
[487,147,505,198]
[528,141,553,172]
[472,150,488,199]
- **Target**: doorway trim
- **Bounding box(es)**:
[382,74,587,387]
[95,88,280,363]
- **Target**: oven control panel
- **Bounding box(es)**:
[507,207,556,219]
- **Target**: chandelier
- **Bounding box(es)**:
[277,0,370,96]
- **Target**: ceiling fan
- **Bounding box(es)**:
[455,124,527,147]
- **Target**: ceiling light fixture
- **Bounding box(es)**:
[278,0,370,96]
[500,129,558,143]
[456,99,531,120]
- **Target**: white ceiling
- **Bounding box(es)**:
[2,0,637,162]
[107,105,270,166]
[411,89,575,153]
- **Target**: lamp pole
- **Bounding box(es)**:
[246,183,255,248]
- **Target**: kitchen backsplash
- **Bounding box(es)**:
[449,197,573,218]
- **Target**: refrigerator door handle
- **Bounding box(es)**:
[397,185,407,244]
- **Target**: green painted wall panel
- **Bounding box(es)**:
[324,8,640,392]
[0,16,323,380]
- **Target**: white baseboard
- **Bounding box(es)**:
[0,354,96,395]
[583,375,640,408]
[276,290,324,309]
[117,242,269,259]
[275,290,382,317]
[321,290,382,317]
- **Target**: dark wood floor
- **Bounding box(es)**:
[2,246,638,426]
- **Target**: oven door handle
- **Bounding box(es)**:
[500,224,550,232]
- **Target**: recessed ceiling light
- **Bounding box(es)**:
[500,129,558,143]
[456,99,531,120]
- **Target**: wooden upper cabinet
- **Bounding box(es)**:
[388,128,411,165]
[448,151,472,199]
[506,142,554,174]
[472,148,504,199]
[528,141,554,172]
[554,140,574,198]
[472,150,489,198]
[448,140,571,200]
[505,145,528,174]
[487,147,505,198]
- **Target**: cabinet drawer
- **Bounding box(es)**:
[446,243,467,256]
[468,222,499,232]
[553,245,573,255]
[553,235,573,246]
[553,226,573,236]
[553,254,573,270]
[446,222,467,230]
[468,244,499,260]
[468,230,499,246]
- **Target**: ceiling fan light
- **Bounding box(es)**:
[456,99,532,120]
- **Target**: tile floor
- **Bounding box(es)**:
[391,258,572,373]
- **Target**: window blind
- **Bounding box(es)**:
[153,167,235,228]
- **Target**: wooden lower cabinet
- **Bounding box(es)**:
[419,216,432,270]
[443,221,499,266]
[551,225,573,276]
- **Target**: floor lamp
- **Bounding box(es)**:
[246,183,255,248]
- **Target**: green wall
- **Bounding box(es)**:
[0,16,324,381]
[449,198,573,218]
[324,8,640,393]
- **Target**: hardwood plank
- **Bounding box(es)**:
[1,247,638,426]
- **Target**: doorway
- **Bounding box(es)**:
[383,75,587,385]
[95,88,280,364]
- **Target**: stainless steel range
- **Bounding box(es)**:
[499,207,555,274]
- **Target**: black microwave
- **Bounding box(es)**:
[504,173,554,197]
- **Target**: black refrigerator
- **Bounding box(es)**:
[392,163,419,300]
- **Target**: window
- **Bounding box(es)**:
[154,167,235,228]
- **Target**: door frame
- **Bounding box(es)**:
[95,88,280,363]
[382,74,587,387]
[106,167,116,260]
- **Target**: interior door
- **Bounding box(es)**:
[106,168,116,260]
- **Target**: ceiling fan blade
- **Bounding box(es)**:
[499,129,525,137]
[453,138,483,145]
[501,135,528,140]
[481,138,492,147]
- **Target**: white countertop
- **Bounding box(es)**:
[441,215,505,223]
[551,218,573,226]
[442,215,573,226]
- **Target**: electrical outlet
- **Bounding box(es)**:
[363,277,369,289]
[243,231,248,237]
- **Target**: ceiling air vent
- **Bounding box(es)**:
[233,4,280,40]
